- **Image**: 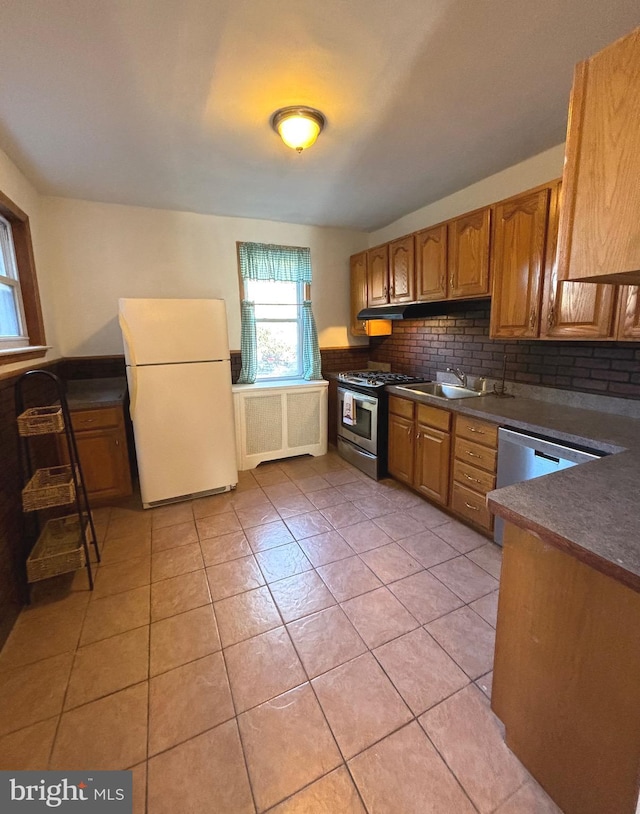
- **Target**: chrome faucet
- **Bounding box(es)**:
[447,367,467,388]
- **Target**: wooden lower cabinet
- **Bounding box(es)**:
[493,522,640,814]
[58,404,132,505]
[388,397,451,507]
[415,422,450,505]
[388,400,500,533]
[452,414,498,534]
[388,409,414,485]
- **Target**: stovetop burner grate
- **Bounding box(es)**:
[338,370,427,388]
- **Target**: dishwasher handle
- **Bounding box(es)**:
[534,449,560,464]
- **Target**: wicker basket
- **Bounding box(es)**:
[17,406,64,436]
[26,515,87,582]
[22,466,76,512]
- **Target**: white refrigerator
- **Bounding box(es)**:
[118,298,238,508]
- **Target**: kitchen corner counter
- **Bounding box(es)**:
[64,377,127,410]
[385,385,640,592]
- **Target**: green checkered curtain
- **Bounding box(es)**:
[301,300,322,380]
[237,300,257,384]
[239,242,312,283]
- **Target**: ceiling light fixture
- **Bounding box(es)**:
[271,106,325,153]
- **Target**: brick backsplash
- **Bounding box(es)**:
[369,306,640,400]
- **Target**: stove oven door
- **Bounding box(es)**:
[337,387,378,454]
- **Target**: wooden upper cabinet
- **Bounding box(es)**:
[557,26,640,285]
[448,207,491,299]
[541,183,619,340]
[415,224,447,301]
[490,187,551,339]
[349,252,368,337]
[389,235,415,303]
[367,245,389,305]
[619,287,640,339]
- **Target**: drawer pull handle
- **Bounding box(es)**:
[466,426,484,434]
[464,473,481,484]
[466,451,481,458]
[464,501,479,511]
[80,419,96,424]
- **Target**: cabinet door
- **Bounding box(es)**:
[367,245,389,305]
[389,236,415,303]
[618,286,640,339]
[414,423,450,505]
[541,183,619,339]
[76,429,131,503]
[388,413,414,485]
[415,224,447,301]
[490,188,550,339]
[59,407,132,504]
[557,28,640,284]
[448,207,491,298]
[350,252,368,336]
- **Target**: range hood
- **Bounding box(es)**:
[358,297,490,321]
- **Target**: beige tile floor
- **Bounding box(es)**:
[0,452,563,813]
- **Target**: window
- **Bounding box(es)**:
[237,242,321,384]
[0,215,28,348]
[0,189,46,362]
[244,278,303,380]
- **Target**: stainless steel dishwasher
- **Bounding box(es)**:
[494,428,603,545]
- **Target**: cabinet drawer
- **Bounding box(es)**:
[453,459,496,495]
[455,437,497,473]
[455,414,498,448]
[70,407,121,432]
[451,482,493,531]
[417,403,451,432]
[389,396,415,419]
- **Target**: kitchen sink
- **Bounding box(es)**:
[394,382,483,400]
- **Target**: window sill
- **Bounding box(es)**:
[232,378,328,391]
[0,345,50,364]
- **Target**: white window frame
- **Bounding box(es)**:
[246,278,305,381]
[0,214,29,350]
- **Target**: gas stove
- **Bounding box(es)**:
[337,370,427,390]
[336,370,427,479]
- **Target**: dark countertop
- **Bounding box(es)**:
[386,385,640,592]
[64,377,127,410]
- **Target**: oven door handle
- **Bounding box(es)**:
[337,387,377,406]
[338,437,377,459]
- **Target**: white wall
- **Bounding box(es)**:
[41,197,368,356]
[0,148,59,373]
[369,144,566,245]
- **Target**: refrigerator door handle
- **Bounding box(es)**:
[129,364,138,420]
[118,313,137,367]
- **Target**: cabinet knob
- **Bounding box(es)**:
[529,308,537,329]
[115,439,120,446]
[547,304,556,329]
[450,275,455,289]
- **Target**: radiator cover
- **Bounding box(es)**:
[232,380,328,470]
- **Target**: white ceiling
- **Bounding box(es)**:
[0,1,638,231]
